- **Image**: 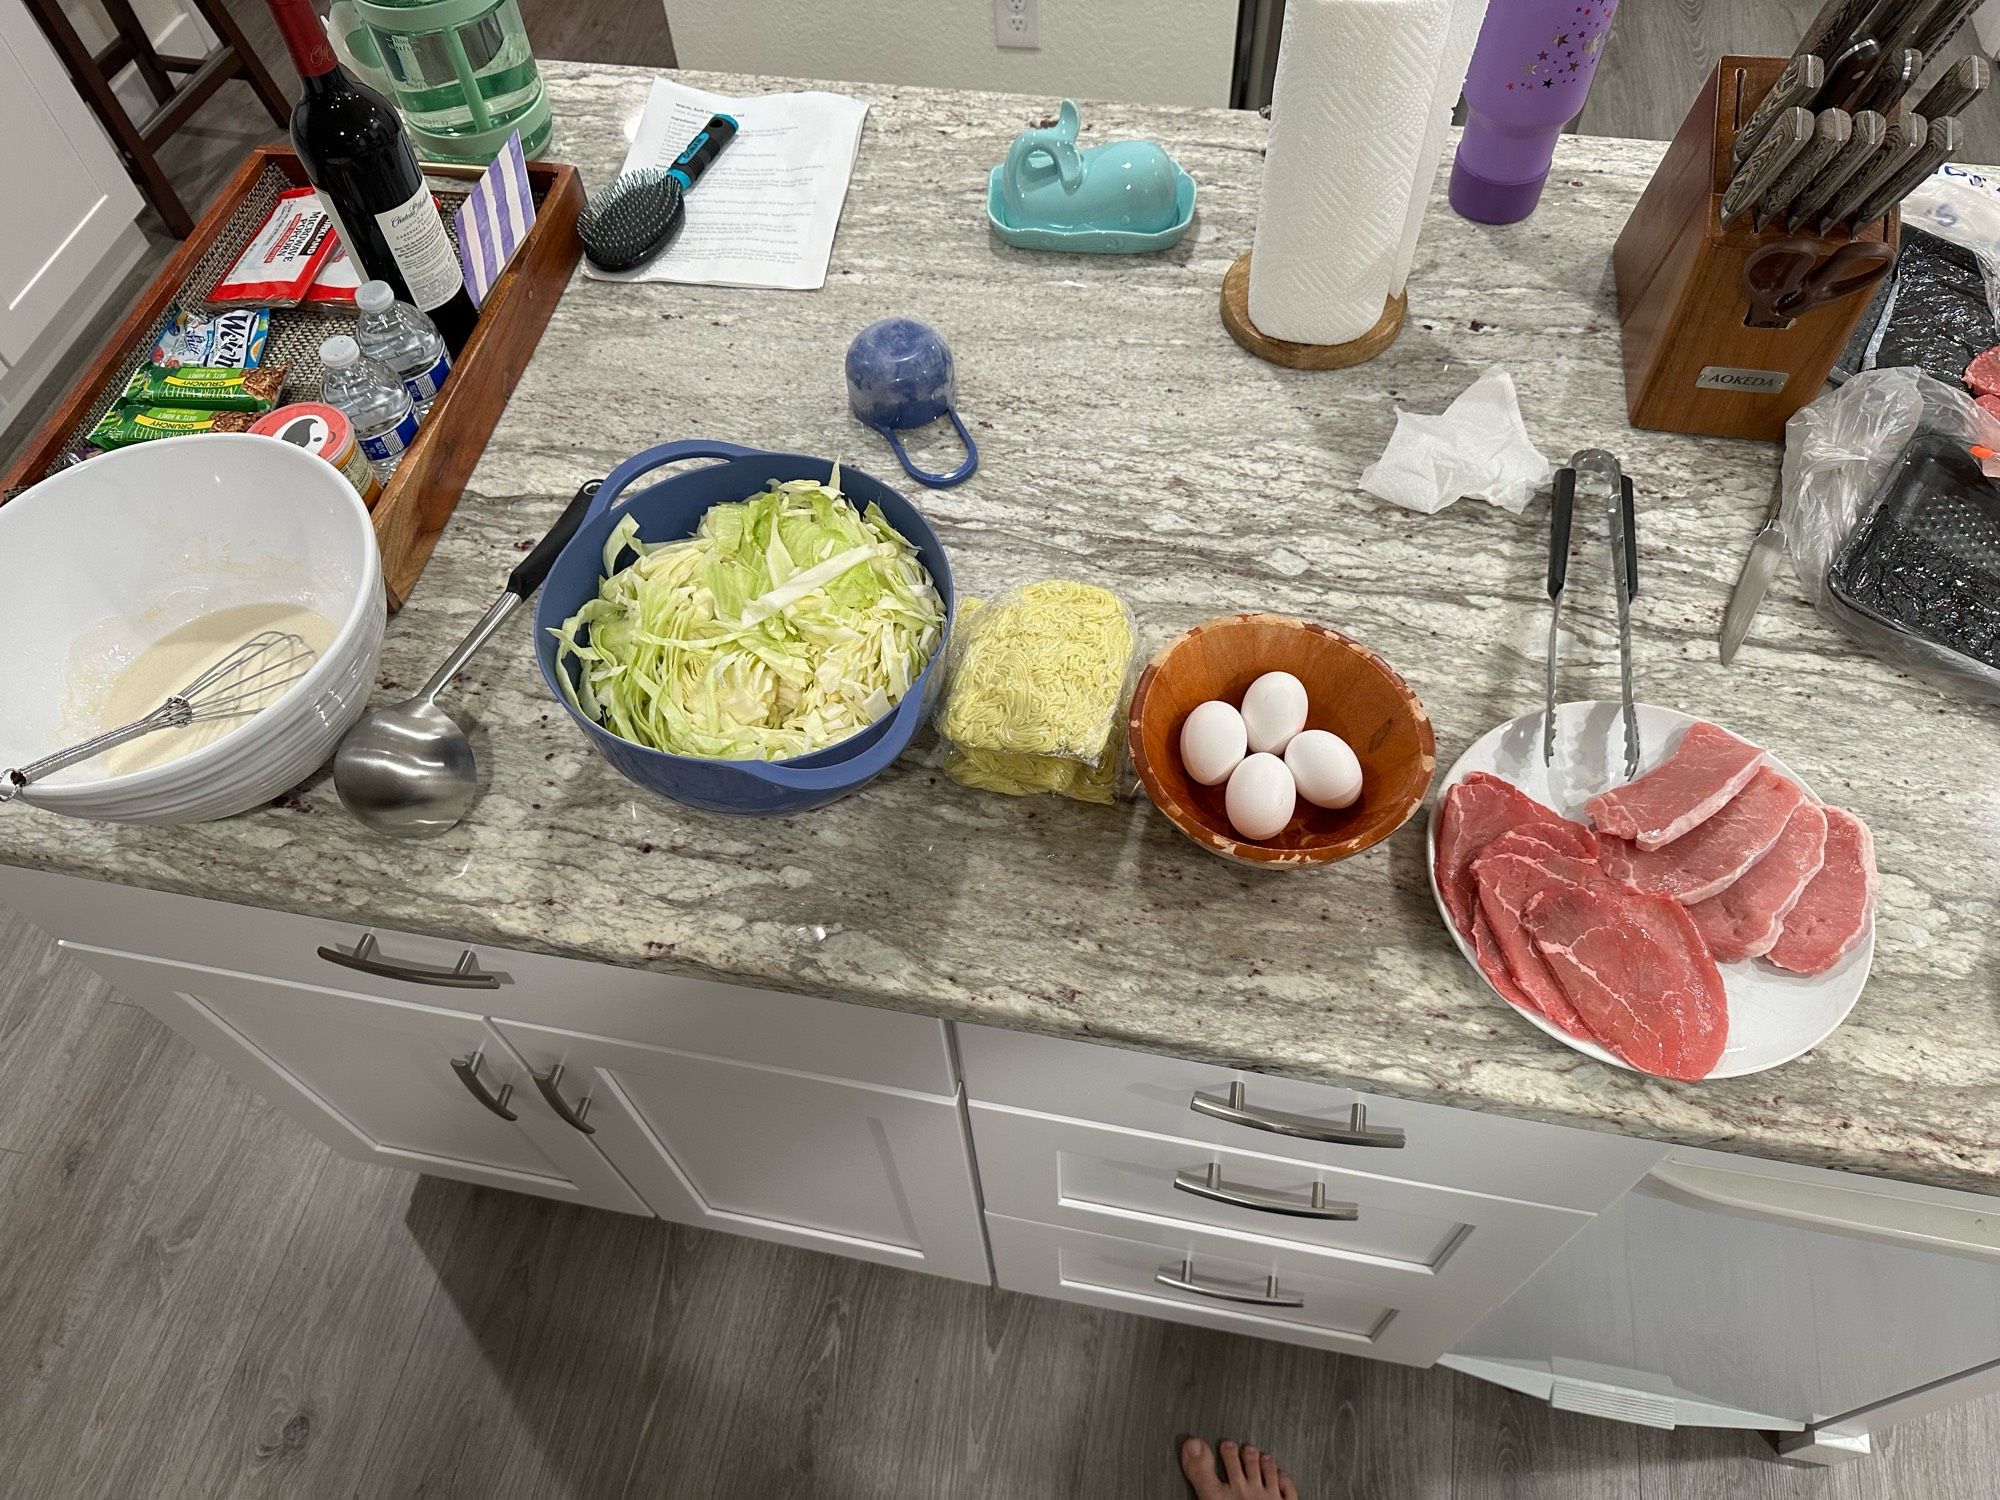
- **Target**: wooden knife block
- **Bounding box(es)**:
[1613,56,1898,442]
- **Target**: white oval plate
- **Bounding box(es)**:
[1426,701,1873,1080]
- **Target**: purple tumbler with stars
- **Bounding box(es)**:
[1451,0,1620,223]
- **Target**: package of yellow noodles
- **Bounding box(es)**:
[934,581,1136,804]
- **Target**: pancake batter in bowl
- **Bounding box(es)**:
[94,601,337,776]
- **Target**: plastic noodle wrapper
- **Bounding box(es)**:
[934,582,1137,804]
[1782,365,2000,702]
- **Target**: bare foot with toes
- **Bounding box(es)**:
[1179,1436,1298,1500]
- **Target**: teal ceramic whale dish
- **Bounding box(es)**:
[987,100,1196,253]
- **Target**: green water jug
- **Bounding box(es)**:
[340,0,552,163]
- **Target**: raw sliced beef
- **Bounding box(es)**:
[1598,768,1806,904]
[1524,885,1730,1081]
[1586,721,1767,850]
[1472,848,1621,1038]
[1768,807,1878,976]
[1471,903,1540,1014]
[1687,801,1829,962]
[1967,344,2000,399]
[1433,773,1590,938]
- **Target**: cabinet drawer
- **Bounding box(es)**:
[958,1025,1663,1212]
[988,1212,1464,1365]
[972,1103,1584,1303]
[0,867,953,1093]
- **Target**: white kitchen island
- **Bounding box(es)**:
[2,62,1997,1465]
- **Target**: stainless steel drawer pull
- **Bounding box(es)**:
[1155,1256,1305,1308]
[1190,1082,1405,1149]
[451,1049,517,1120]
[533,1063,595,1135]
[1174,1161,1359,1220]
[317,932,500,990]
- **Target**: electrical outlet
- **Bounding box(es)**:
[995,0,1040,50]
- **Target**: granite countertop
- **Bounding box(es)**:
[4,62,1997,1196]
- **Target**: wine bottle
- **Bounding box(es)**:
[263,0,477,354]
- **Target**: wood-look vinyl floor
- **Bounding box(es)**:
[2,898,1997,1497]
[7,2,2000,1493]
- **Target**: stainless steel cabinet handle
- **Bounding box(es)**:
[1155,1256,1304,1308]
[451,1049,517,1121]
[1190,1081,1405,1149]
[533,1063,595,1134]
[318,932,499,989]
[1173,1161,1359,1220]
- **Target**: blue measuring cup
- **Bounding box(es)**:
[845,317,979,488]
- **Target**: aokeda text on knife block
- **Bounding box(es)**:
[1613,55,1898,442]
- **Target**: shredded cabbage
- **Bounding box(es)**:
[551,466,945,761]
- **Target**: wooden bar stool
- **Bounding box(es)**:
[23,0,294,237]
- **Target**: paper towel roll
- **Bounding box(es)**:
[1392,0,1491,292]
[1248,0,1476,345]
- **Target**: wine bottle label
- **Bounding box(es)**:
[358,408,420,465]
[403,350,451,404]
[374,185,466,312]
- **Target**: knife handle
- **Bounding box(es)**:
[1549,468,1575,599]
[1736,53,1826,164]
[1800,0,1875,57]
[1619,475,1639,601]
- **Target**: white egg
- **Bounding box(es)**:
[1225,753,1297,840]
[1240,670,1309,754]
[1179,699,1248,786]
[1286,729,1363,809]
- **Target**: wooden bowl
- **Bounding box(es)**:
[1129,614,1436,867]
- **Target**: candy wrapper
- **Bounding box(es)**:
[207,186,333,309]
[150,304,269,368]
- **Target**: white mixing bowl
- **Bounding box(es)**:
[0,433,384,823]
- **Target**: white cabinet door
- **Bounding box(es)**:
[0,2,144,366]
[65,943,648,1215]
[493,1019,991,1283]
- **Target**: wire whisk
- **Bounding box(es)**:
[2,630,317,801]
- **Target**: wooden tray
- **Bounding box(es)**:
[0,144,583,611]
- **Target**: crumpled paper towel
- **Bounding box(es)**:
[1359,365,1552,514]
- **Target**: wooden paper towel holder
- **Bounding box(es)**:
[1220,252,1408,369]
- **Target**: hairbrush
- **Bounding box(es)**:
[579,113,739,273]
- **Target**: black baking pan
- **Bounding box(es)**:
[1826,428,2000,674]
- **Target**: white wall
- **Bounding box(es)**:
[665,0,1241,108]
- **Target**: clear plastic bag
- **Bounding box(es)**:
[1834,168,2000,386]
[934,581,1138,803]
[1782,365,2000,701]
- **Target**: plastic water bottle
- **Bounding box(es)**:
[353,279,451,420]
[318,334,417,482]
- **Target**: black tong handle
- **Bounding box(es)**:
[1619,474,1639,600]
[1549,467,1576,598]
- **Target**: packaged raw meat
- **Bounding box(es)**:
[1768,808,1878,976]
[1585,721,1766,851]
[1598,768,1806,904]
[1687,802,1829,963]
[1524,885,1730,1081]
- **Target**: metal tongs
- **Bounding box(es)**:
[1546,449,1641,779]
